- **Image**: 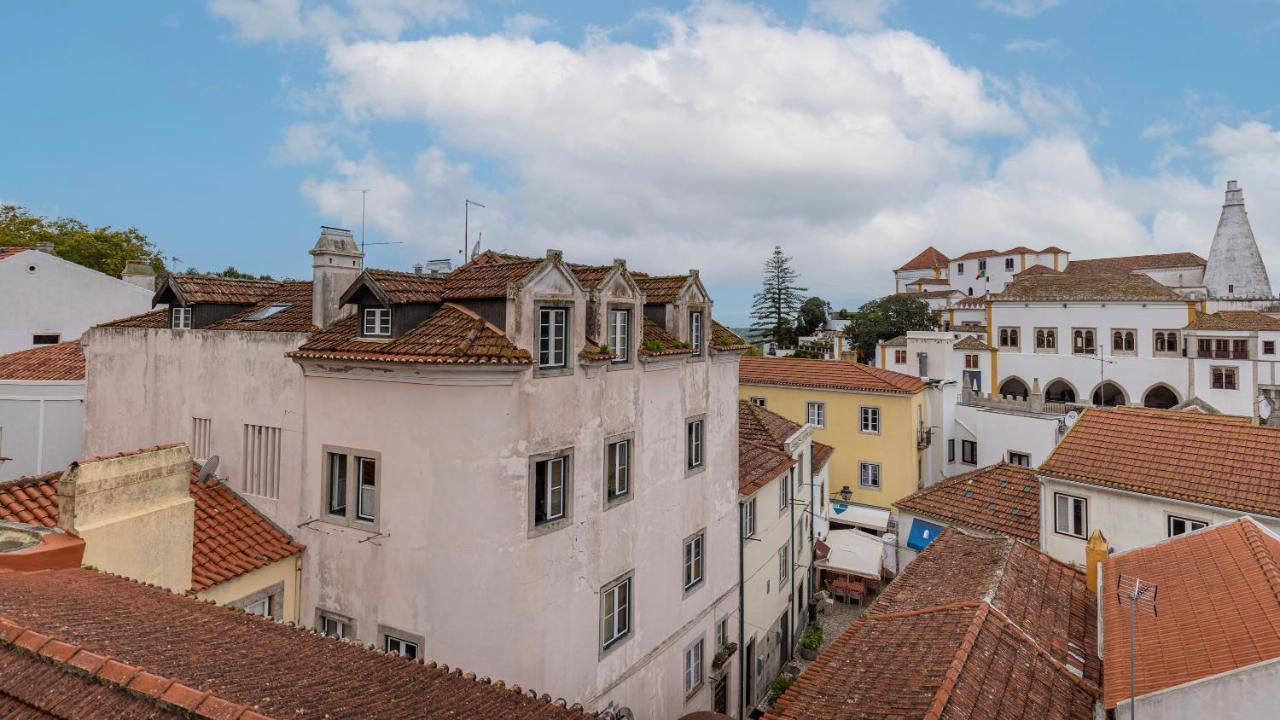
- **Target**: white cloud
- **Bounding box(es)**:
[273,123,338,164]
[209,0,467,42]
[1141,119,1178,140]
[1003,38,1056,52]
[809,0,896,29]
[502,12,551,38]
[263,2,1280,319]
[982,0,1061,19]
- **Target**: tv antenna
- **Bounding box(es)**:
[1117,574,1158,719]
[464,199,485,260]
[339,188,402,252]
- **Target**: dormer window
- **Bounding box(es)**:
[171,307,192,330]
[362,307,391,338]
[538,307,568,369]
[689,310,704,356]
[608,308,631,364]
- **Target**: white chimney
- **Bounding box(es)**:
[310,226,364,329]
[121,261,156,292]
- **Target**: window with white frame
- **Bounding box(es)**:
[779,471,790,510]
[947,438,955,462]
[742,498,757,538]
[242,424,282,498]
[538,307,568,369]
[317,609,354,639]
[807,401,825,427]
[715,618,727,649]
[171,306,192,330]
[1035,327,1057,352]
[1265,340,1276,355]
[608,308,631,364]
[860,406,880,434]
[749,396,767,407]
[324,448,380,528]
[600,574,632,650]
[686,417,704,472]
[605,436,631,505]
[998,327,1020,349]
[244,596,272,617]
[362,307,391,337]
[1054,492,1088,539]
[689,310,704,356]
[532,452,570,528]
[1167,515,1207,537]
[859,462,881,489]
[191,417,212,461]
[1007,450,1031,467]
[1154,330,1180,355]
[1112,329,1136,354]
[684,638,704,695]
[1072,328,1097,355]
[961,440,977,465]
[384,634,419,659]
[683,531,705,591]
[778,543,789,581]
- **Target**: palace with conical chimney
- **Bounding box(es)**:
[1204,180,1273,299]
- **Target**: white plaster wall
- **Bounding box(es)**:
[0,251,153,354]
[1038,476,1280,566]
[0,380,84,480]
[81,326,309,528]
[991,302,1191,406]
[1121,656,1280,720]
[1190,356,1255,416]
[295,352,741,720]
[894,268,938,294]
[1140,265,1205,290]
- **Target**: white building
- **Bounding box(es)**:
[736,400,830,714]
[1036,406,1280,567]
[0,341,85,481]
[0,246,154,354]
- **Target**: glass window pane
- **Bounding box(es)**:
[328,452,347,515]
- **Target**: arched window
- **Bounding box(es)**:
[1124,331,1135,352]
[1112,331,1123,350]
[1036,329,1046,349]
[1046,329,1056,348]
[1010,328,1019,346]
[1166,332,1178,352]
[1155,333,1166,352]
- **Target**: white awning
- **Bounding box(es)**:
[827,502,890,532]
[816,528,884,580]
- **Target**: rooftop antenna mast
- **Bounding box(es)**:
[341,188,370,251]
[1117,574,1158,720]
[464,199,485,260]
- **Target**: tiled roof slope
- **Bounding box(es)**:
[896,246,949,271]
[952,335,993,351]
[764,602,1097,720]
[740,356,925,394]
[635,275,690,303]
[739,400,804,448]
[442,258,542,299]
[1012,263,1059,278]
[1185,309,1280,331]
[870,529,1099,684]
[1101,518,1280,709]
[880,334,906,347]
[737,402,833,494]
[1063,251,1205,276]
[164,275,280,305]
[0,618,263,719]
[894,463,1039,543]
[292,303,533,365]
[1041,407,1280,517]
[0,466,303,593]
[994,272,1183,302]
[738,441,794,497]
[364,268,446,303]
[205,281,316,333]
[640,318,693,357]
[0,247,30,261]
[0,568,586,720]
[96,307,170,329]
[711,321,751,351]
[0,341,85,381]
[811,441,834,472]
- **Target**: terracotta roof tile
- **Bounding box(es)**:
[363,269,446,303]
[635,275,690,303]
[640,318,693,357]
[0,342,84,381]
[204,281,316,333]
[1063,251,1205,275]
[738,441,795,497]
[1101,518,1280,709]
[880,334,906,347]
[870,529,1098,685]
[0,463,303,593]
[907,277,951,286]
[740,356,925,394]
[0,569,585,719]
[811,442,834,472]
[894,463,1039,543]
[710,321,751,351]
[896,289,960,299]
[951,248,1002,261]
[1004,245,1036,254]
[952,335,993,351]
[0,247,30,261]
[1041,407,1280,517]
[441,258,542,299]
[1012,263,1059,278]
[994,272,1183,302]
[292,303,533,366]
[738,402,822,494]
[896,247,950,272]
[1185,309,1280,331]
[1040,245,1068,253]
[162,276,281,305]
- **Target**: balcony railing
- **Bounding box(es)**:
[917,426,932,450]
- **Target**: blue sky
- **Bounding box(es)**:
[4,0,1280,324]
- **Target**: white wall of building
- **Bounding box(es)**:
[953,404,1062,472]
[0,379,84,481]
[0,250,153,354]
[1119,656,1280,720]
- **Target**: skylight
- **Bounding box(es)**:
[245,303,292,321]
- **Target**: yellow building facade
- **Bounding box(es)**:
[739,356,927,513]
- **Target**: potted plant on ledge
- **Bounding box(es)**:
[798,622,823,660]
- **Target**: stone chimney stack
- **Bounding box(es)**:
[1085,529,1109,593]
[1204,180,1273,299]
[121,261,156,292]
[311,226,364,330]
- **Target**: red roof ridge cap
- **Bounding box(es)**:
[1235,518,1280,606]
[73,442,185,466]
[982,604,1102,697]
[922,602,989,720]
[440,302,508,337]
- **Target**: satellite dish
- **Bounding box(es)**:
[1064,410,1080,427]
[197,454,220,482]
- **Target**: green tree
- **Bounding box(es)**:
[750,246,807,347]
[795,296,830,337]
[182,266,276,281]
[0,205,166,278]
[845,294,937,363]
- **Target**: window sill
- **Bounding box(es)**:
[599,633,631,660]
[528,516,572,538]
[604,493,633,511]
[685,464,706,479]
[682,580,705,597]
[606,361,634,371]
[1053,529,1087,541]
[534,365,574,379]
[684,683,706,702]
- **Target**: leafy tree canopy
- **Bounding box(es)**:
[182,266,276,281]
[750,245,807,347]
[0,205,166,278]
[845,294,937,363]
[795,296,830,337]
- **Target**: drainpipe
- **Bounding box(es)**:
[738,500,746,720]
[789,460,797,654]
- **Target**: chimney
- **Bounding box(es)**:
[121,260,156,292]
[1085,529,1109,593]
[35,241,55,255]
[1029,377,1044,413]
[424,258,452,275]
[310,226,364,330]
[1204,180,1273,298]
[57,445,195,592]
[413,263,424,274]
